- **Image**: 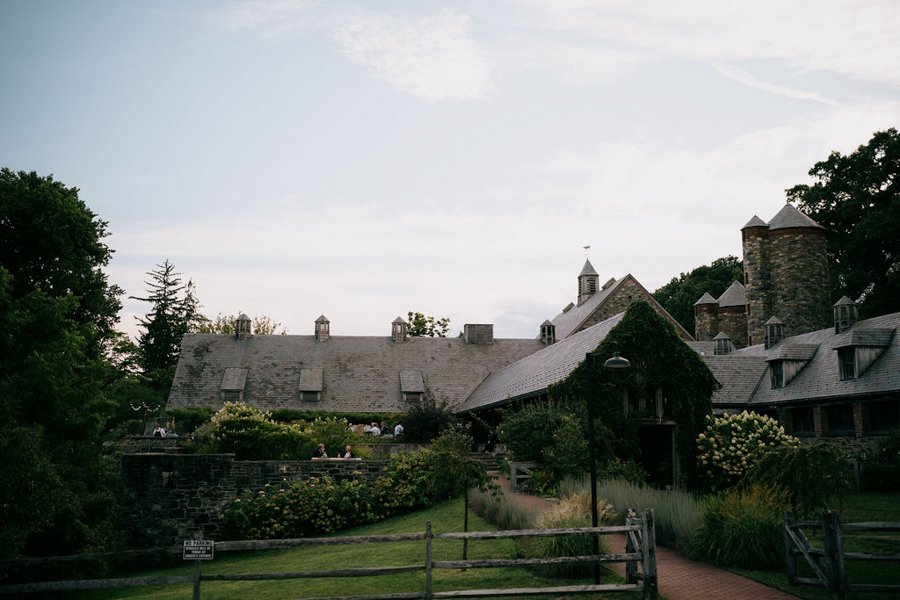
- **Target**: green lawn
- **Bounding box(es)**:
[731,491,900,600]
[71,499,640,600]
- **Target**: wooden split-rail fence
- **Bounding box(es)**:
[784,510,900,599]
[0,511,658,599]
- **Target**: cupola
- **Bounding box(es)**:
[235,313,252,340]
[764,316,785,349]
[577,259,599,306]
[713,332,733,355]
[833,296,858,334]
[315,315,330,342]
[392,317,408,342]
[540,320,556,345]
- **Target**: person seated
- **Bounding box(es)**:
[312,443,328,459]
[394,423,404,437]
[342,445,353,459]
[370,422,381,436]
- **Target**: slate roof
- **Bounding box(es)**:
[694,292,717,306]
[546,274,692,341]
[580,259,598,276]
[742,215,768,229]
[705,312,900,406]
[768,204,823,230]
[458,313,625,412]
[169,334,543,414]
[717,281,746,307]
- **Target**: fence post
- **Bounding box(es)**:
[192,560,201,600]
[784,511,797,586]
[641,509,658,600]
[822,511,848,600]
[424,521,433,600]
[625,508,638,584]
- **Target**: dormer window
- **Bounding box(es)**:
[770,361,784,389]
[299,367,323,402]
[838,348,857,380]
[833,296,858,334]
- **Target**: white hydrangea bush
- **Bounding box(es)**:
[696,410,798,489]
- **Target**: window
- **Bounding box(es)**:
[865,400,899,434]
[824,404,854,436]
[838,348,857,380]
[789,407,814,437]
[223,390,242,403]
[770,361,784,389]
[300,391,321,402]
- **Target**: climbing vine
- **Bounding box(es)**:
[547,301,717,487]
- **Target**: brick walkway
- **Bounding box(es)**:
[494,476,798,599]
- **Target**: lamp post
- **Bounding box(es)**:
[584,350,631,584]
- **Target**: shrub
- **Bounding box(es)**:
[745,442,854,517]
[400,395,458,442]
[561,477,700,552]
[166,407,214,434]
[600,458,648,486]
[219,476,379,539]
[873,427,900,460]
[307,417,359,457]
[521,493,613,578]
[373,448,443,514]
[688,484,789,569]
[696,411,798,490]
[194,403,310,460]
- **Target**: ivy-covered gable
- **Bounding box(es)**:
[548,300,717,485]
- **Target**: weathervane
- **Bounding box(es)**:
[583,245,591,257]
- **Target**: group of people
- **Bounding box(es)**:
[152,424,178,438]
[356,421,404,437]
[311,443,355,459]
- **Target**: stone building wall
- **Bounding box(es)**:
[718,306,748,349]
[742,224,771,346]
[694,303,718,342]
[768,229,831,337]
[120,454,388,547]
[580,278,692,340]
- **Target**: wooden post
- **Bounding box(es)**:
[822,511,848,600]
[784,511,798,586]
[641,510,658,600]
[424,521,433,600]
[192,560,201,600]
[625,508,638,585]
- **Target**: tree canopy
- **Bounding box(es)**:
[194,312,287,335]
[407,311,450,337]
[652,256,743,334]
[0,170,122,558]
[787,128,900,319]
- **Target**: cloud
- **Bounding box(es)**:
[331,10,495,102]
[711,63,839,106]
[523,0,900,88]
[212,0,317,35]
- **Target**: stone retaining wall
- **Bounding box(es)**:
[120,453,389,547]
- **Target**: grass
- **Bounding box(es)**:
[731,491,900,600]
[70,498,638,600]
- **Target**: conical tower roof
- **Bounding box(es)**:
[768,204,823,230]
[579,259,598,276]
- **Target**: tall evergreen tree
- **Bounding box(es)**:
[130,260,199,391]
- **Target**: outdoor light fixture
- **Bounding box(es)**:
[584,348,631,584]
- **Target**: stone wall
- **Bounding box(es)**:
[120,454,389,547]
[768,228,831,337]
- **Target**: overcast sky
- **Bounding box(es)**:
[2,1,898,339]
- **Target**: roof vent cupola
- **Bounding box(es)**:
[540,320,556,345]
[577,259,599,306]
[235,313,252,340]
[833,296,859,334]
[315,315,330,342]
[714,332,733,355]
[392,317,408,342]
[764,316,785,349]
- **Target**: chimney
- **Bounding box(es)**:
[392,316,408,342]
[315,315,330,342]
[235,313,252,340]
[463,324,494,345]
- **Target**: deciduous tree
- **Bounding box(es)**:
[653,256,743,334]
[407,311,450,337]
[787,128,900,318]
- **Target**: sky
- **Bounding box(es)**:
[2,1,898,340]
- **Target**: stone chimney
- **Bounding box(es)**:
[392,316,408,342]
[235,313,252,340]
[315,315,330,342]
[463,324,493,345]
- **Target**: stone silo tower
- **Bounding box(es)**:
[742,205,831,345]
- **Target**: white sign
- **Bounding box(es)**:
[183,539,214,561]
